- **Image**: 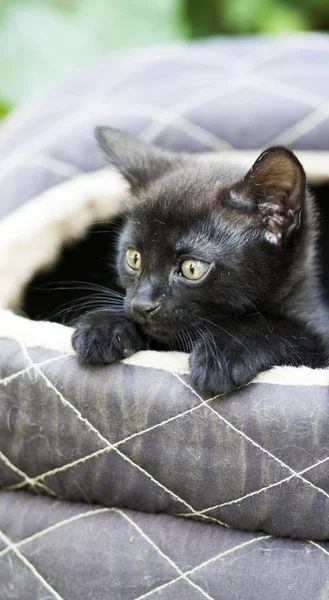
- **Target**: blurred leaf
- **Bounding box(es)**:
[219,0,308,33]
[293,0,329,30]
[219,0,265,33]
[183,0,220,37]
[260,3,309,32]
[0,98,11,119]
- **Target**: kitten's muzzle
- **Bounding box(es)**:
[131,298,161,323]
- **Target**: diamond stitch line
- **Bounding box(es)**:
[175,454,329,519]
[15,347,230,529]
[0,43,328,194]
[0,449,57,497]
[134,534,272,600]
[0,353,71,386]
[175,454,329,520]
[0,529,64,600]
[2,345,329,534]
[116,509,215,600]
[1,494,327,599]
[0,347,228,528]
[140,66,329,146]
[1,503,213,598]
[141,77,250,143]
[0,45,244,154]
[0,97,233,185]
[268,103,329,146]
[0,48,242,182]
[171,373,329,506]
[4,391,221,490]
[1,502,271,600]
[0,507,111,559]
[248,71,329,108]
[0,98,227,186]
[308,541,329,557]
[24,154,81,177]
[104,100,233,150]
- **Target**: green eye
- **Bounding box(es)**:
[126,248,141,270]
[180,259,210,280]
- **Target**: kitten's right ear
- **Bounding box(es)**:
[227,147,306,245]
[95,127,172,191]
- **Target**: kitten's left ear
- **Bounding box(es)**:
[95,127,172,191]
[229,147,306,245]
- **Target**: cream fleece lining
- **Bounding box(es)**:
[0,150,329,383]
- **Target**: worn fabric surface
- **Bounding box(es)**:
[1,339,329,542]
[1,33,329,599]
[1,491,329,600]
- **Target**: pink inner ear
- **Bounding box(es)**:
[258,199,295,245]
[229,147,305,244]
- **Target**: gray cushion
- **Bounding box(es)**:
[1,32,329,222]
[1,491,329,600]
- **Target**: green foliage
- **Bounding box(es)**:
[219,0,309,34]
[185,0,328,36]
[0,0,187,111]
[0,99,10,119]
[0,0,328,117]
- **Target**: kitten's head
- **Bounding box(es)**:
[96,127,308,344]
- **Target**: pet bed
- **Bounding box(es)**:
[1,33,329,599]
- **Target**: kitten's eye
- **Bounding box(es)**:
[180,259,210,280]
[126,248,141,270]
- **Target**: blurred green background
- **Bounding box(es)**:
[0,0,328,118]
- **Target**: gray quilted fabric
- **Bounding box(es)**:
[1,33,329,222]
[1,339,329,543]
[1,33,329,599]
[1,492,329,600]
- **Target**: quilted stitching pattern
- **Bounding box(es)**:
[1,339,329,540]
[1,34,329,222]
[1,492,329,600]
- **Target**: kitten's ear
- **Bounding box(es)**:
[95,127,172,190]
[228,147,306,245]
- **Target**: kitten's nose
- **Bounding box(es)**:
[131,298,161,320]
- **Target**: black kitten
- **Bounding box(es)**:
[72,127,329,394]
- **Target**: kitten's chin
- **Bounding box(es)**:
[142,322,176,344]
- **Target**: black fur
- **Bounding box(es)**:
[72,128,329,394]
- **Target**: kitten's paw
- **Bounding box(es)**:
[72,310,146,365]
[189,341,258,395]
[189,341,234,394]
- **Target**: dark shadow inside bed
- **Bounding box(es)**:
[22,184,329,322]
[22,216,125,323]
